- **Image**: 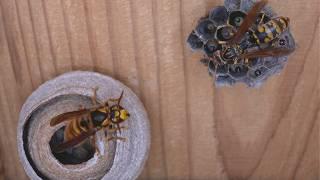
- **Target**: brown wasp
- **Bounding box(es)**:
[50,88,130,153]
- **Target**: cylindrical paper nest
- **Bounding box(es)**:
[17,71,150,180]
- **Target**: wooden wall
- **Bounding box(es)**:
[0,0,318,179]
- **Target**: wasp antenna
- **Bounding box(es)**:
[117,90,124,105]
[104,129,109,136]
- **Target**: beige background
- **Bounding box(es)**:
[0,0,318,179]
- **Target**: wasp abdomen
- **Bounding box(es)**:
[65,118,89,142]
[253,17,290,44]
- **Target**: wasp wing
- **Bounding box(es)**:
[229,0,268,44]
[50,109,90,126]
[240,48,294,59]
[53,128,98,153]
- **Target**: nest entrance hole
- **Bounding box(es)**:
[49,127,95,165]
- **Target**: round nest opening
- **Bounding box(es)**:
[17,71,150,180]
[49,127,95,165]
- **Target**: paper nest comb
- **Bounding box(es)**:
[187,0,296,87]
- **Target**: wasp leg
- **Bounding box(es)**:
[104,90,124,106]
[102,96,118,107]
[91,87,100,106]
[108,126,128,133]
[107,98,119,103]
[86,115,100,154]
[78,104,85,110]
[107,136,127,142]
[91,136,100,155]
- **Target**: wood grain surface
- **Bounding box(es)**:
[0,0,319,179]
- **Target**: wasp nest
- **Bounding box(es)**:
[17,71,150,180]
[187,0,296,87]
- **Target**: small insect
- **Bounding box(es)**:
[50,88,130,153]
[218,0,293,62]
[187,0,295,87]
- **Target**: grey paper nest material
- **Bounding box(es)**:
[17,71,150,180]
[187,0,296,87]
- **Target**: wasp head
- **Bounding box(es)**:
[109,105,130,124]
[284,17,290,26]
[278,16,290,28]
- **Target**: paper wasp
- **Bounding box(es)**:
[187,0,295,86]
[213,0,293,65]
[50,88,130,153]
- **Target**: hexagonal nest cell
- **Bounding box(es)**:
[187,0,296,87]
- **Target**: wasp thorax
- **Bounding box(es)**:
[91,110,108,126]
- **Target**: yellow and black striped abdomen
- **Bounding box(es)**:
[253,17,290,44]
[64,117,89,142]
